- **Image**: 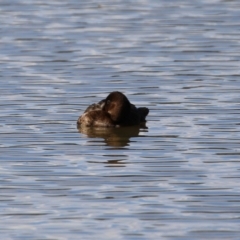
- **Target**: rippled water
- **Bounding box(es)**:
[1,0,240,239]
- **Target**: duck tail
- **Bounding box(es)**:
[138,107,149,122]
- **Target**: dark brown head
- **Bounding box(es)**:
[103,91,131,123]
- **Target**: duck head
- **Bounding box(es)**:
[103,91,131,123]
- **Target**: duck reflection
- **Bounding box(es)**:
[77,124,148,147]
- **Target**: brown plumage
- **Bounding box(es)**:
[77,91,149,127]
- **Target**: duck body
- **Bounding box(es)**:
[77,91,149,127]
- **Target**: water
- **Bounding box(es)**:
[1,0,240,239]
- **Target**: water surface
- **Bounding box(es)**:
[1,0,240,239]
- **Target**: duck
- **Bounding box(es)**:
[77,91,149,127]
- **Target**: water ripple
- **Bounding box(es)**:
[1,0,240,239]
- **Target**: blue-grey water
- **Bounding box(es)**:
[1,0,240,239]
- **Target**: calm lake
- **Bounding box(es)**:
[1,0,240,239]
